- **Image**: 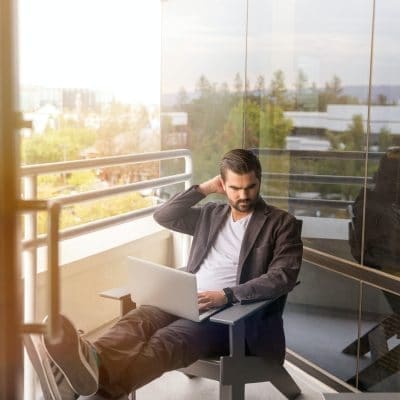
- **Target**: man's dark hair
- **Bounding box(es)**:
[220,149,262,182]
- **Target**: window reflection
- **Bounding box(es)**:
[349,148,400,276]
[286,263,359,382]
[349,285,400,391]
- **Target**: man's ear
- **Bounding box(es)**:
[219,175,226,191]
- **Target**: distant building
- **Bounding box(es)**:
[285,104,400,135]
[284,104,400,149]
[20,85,113,113]
[286,136,331,151]
[160,111,188,149]
[21,104,61,136]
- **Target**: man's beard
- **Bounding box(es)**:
[230,197,257,213]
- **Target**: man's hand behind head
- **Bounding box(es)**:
[198,176,226,196]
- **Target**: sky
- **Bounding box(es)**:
[18,0,161,104]
[162,0,400,93]
[18,0,400,105]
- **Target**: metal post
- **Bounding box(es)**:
[0,0,23,397]
[23,175,38,400]
[182,153,193,263]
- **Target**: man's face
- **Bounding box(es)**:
[221,169,260,214]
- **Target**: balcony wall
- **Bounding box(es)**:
[34,227,174,334]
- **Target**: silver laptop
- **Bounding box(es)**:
[126,256,226,322]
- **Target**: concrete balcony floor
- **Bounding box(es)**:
[133,361,335,400]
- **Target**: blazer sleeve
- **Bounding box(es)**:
[153,186,205,236]
[231,214,303,303]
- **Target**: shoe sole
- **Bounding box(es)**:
[42,315,98,396]
[24,334,62,400]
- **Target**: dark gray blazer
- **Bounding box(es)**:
[153,185,303,362]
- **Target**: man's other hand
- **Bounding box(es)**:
[198,176,225,196]
[198,290,227,312]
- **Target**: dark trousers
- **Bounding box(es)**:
[93,305,230,397]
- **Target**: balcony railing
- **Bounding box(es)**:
[21,149,193,251]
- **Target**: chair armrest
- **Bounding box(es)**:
[210,299,274,326]
[99,287,135,316]
[99,287,131,300]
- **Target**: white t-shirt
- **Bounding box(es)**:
[196,212,252,292]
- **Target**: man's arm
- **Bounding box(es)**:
[153,176,225,236]
[154,176,232,310]
[197,175,225,196]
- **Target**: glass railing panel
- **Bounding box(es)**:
[161,0,247,186]
[357,283,400,391]
[247,0,373,261]
[354,0,400,279]
[286,262,360,386]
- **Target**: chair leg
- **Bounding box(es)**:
[219,383,245,400]
[269,365,301,400]
[128,390,136,400]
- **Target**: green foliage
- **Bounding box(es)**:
[268,70,290,108]
[66,170,97,191]
[378,127,392,151]
[22,127,97,164]
[222,99,293,150]
[37,192,151,234]
[342,114,365,151]
[318,75,359,111]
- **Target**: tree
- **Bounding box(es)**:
[268,70,289,109]
[378,127,392,151]
[219,82,230,96]
[196,75,213,98]
[222,99,292,150]
[318,74,358,111]
[324,114,366,200]
[254,75,266,99]
[342,114,365,151]
[176,86,189,110]
[21,127,97,165]
[234,73,243,95]
[294,69,308,110]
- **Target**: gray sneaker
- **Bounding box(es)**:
[42,315,99,397]
[24,333,78,400]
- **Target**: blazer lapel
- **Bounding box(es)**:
[237,199,270,283]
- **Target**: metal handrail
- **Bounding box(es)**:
[21,149,192,247]
[21,149,192,176]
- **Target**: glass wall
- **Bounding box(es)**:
[161,0,247,185]
[18,0,163,258]
[161,0,400,392]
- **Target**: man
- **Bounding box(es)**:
[38,149,302,399]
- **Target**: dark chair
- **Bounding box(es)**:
[100,288,300,400]
[179,294,301,400]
